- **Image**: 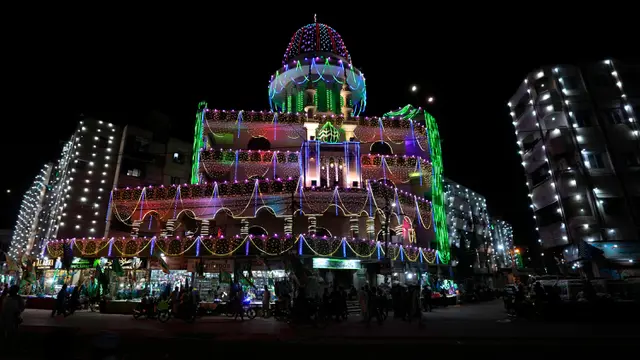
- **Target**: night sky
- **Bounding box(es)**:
[2,10,635,256]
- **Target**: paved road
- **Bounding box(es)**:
[5,301,639,358]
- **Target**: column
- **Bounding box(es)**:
[131,220,142,238]
[366,217,375,240]
[240,219,249,237]
[308,216,317,236]
[162,219,176,237]
[200,219,210,236]
[349,215,359,238]
[284,215,293,235]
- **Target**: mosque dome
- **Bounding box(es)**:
[282,22,351,65]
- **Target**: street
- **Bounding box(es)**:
[5,300,640,358]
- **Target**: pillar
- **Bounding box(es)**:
[350,215,359,238]
[240,219,249,237]
[162,219,176,237]
[366,217,375,240]
[308,216,317,236]
[200,219,210,236]
[284,215,293,235]
[131,220,142,238]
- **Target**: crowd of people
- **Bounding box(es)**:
[0,283,25,340]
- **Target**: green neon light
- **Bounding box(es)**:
[190,101,208,184]
[383,104,450,264]
[317,121,340,143]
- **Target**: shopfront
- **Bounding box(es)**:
[312,257,362,289]
[187,259,234,301]
[240,259,286,304]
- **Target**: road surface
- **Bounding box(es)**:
[6,300,639,357]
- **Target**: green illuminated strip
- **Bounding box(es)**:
[383,104,450,264]
[423,110,449,264]
[190,101,208,184]
[287,95,292,112]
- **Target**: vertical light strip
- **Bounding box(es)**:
[190,101,207,184]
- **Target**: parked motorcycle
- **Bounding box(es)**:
[133,297,159,320]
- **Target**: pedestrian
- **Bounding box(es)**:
[1,285,25,341]
[262,285,271,318]
[51,284,68,317]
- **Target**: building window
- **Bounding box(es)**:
[134,137,150,153]
[98,136,109,148]
[573,110,593,127]
[170,176,180,185]
[127,169,141,177]
[561,76,581,91]
[172,152,184,164]
[584,153,605,169]
[602,109,624,125]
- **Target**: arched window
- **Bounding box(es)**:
[247,136,271,151]
[370,141,392,155]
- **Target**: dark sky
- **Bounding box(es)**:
[2,10,636,253]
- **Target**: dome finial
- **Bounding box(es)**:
[314,14,317,23]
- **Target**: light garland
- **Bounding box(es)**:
[43,234,440,264]
[110,178,433,230]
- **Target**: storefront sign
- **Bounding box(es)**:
[34,258,55,270]
[312,258,361,270]
[70,258,93,269]
[187,259,234,273]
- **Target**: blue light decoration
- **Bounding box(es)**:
[419,248,423,264]
[107,238,114,257]
[150,236,156,256]
[400,245,404,262]
[273,112,278,140]
[173,186,180,219]
[234,150,239,182]
[196,236,201,257]
[342,238,347,258]
[245,236,250,256]
[139,189,145,220]
[236,111,243,138]
[298,234,303,255]
[377,241,381,260]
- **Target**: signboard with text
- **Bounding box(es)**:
[312,258,361,270]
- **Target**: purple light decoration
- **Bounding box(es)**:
[299,143,305,179]
[139,188,145,220]
[245,236,250,255]
[400,245,404,262]
[196,236,201,256]
[237,111,243,138]
[367,181,373,215]
[382,157,387,182]
[378,118,384,142]
[417,159,423,186]
[234,150,239,182]
[414,197,421,227]
[148,215,153,230]
[298,178,303,210]
[150,236,156,256]
[107,238,114,257]
[173,186,180,219]
[376,241,381,260]
[315,141,321,181]
[273,112,278,140]
[355,143,361,186]
[253,180,258,216]
[334,188,338,216]
[342,238,346,257]
[298,235,303,255]
[272,153,277,178]
[105,191,114,224]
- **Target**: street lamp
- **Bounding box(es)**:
[427,97,434,103]
[411,85,418,92]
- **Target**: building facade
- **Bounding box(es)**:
[509,60,640,266]
[8,118,192,257]
[444,179,513,272]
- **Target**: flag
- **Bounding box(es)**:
[152,252,170,274]
[112,258,124,277]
